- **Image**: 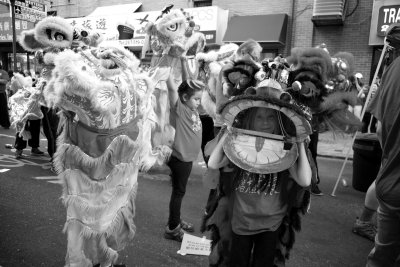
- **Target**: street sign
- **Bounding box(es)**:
[0,0,47,23]
[14,0,46,23]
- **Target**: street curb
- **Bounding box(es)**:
[318,154,353,161]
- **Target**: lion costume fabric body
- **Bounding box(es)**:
[19,17,169,267]
[142,8,207,148]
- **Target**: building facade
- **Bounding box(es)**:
[1,0,399,83]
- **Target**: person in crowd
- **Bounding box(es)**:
[208,107,311,267]
[41,105,59,168]
[164,79,204,242]
[366,53,400,267]
[10,72,44,158]
[0,64,10,129]
[14,119,44,158]
[352,75,382,241]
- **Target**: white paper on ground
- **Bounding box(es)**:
[177,233,211,256]
[0,169,10,173]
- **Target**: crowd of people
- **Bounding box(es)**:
[1,13,399,266]
[0,66,58,172]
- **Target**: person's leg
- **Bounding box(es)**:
[229,232,253,267]
[353,181,378,241]
[165,156,193,240]
[309,130,323,195]
[27,119,43,154]
[14,131,27,158]
[41,106,54,157]
[362,182,379,220]
[252,230,279,267]
[366,206,400,267]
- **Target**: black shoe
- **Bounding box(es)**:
[311,184,324,196]
[31,148,44,155]
[15,149,24,159]
[164,224,185,242]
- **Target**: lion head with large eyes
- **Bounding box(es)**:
[145,9,190,56]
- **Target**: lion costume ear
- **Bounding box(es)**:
[19,16,73,51]
[19,29,44,51]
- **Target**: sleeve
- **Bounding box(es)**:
[174,98,186,117]
[366,86,382,121]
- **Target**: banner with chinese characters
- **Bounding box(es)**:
[0,17,34,42]
[66,6,229,49]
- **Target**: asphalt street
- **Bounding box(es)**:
[0,128,374,267]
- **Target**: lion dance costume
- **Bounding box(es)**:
[19,17,170,266]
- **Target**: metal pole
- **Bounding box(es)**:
[10,0,17,72]
[331,40,389,197]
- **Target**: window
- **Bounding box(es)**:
[193,0,212,7]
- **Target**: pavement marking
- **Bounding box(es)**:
[0,133,14,138]
[34,176,58,180]
[0,168,10,173]
[48,180,63,184]
[33,175,61,185]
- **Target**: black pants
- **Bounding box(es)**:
[200,115,215,163]
[230,230,279,267]
[167,155,193,229]
[309,131,320,184]
[14,119,41,150]
[41,106,59,158]
[0,92,10,128]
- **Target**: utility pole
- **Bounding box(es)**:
[9,0,17,72]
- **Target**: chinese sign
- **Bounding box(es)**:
[14,0,46,23]
[0,16,34,42]
[66,6,229,48]
[377,5,400,37]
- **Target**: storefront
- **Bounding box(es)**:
[0,2,45,73]
[222,14,288,58]
[66,5,229,59]
[369,0,400,82]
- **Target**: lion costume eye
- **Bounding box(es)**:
[167,23,178,32]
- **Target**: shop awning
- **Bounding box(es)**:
[88,3,142,17]
[223,14,288,48]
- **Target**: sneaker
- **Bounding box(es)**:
[31,148,44,155]
[15,149,24,159]
[352,217,377,241]
[311,184,324,196]
[164,224,185,242]
[180,219,195,232]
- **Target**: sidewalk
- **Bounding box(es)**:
[318,131,354,160]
